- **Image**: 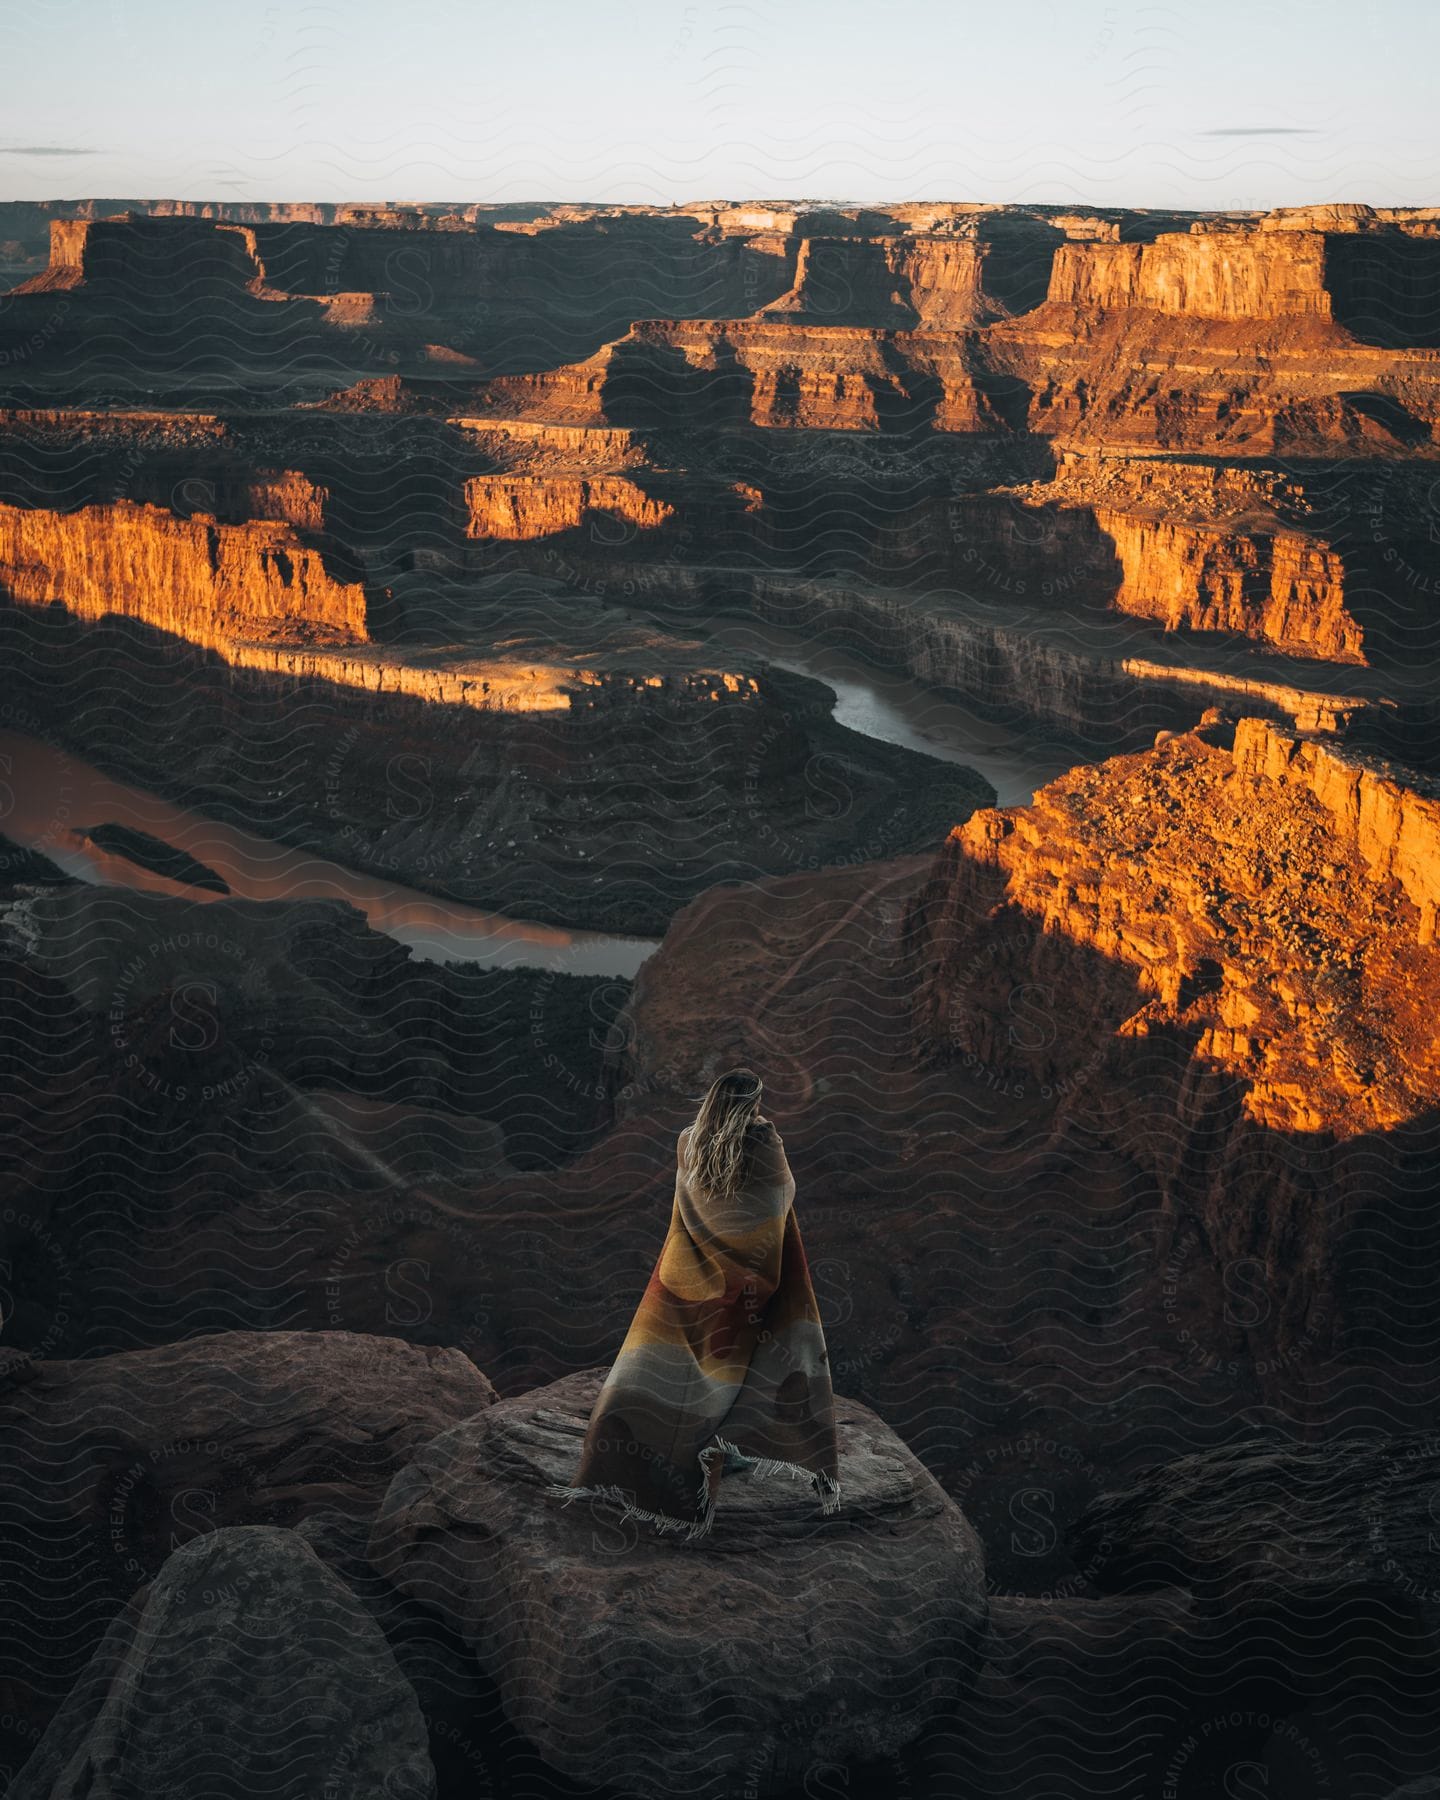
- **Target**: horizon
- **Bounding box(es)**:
[3,0,1437,211]
[1,196,1422,214]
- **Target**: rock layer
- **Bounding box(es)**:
[1071,1434,1440,1616]
[0,595,991,934]
[1093,508,1358,661]
[1045,232,1337,322]
[760,226,1056,328]
[1044,223,1440,344]
[1233,716,1440,933]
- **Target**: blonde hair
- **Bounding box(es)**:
[686,1067,763,1199]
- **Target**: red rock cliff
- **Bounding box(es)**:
[0,500,370,647]
[1046,232,1335,321]
[463,475,674,540]
[1092,509,1358,661]
[908,718,1439,1126]
[903,718,1440,1358]
[488,319,1014,432]
[1231,717,1440,939]
[1043,224,1440,344]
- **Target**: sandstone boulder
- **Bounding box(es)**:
[0,1330,495,1722]
[9,1525,434,1800]
[370,1368,987,1800]
[294,1507,513,1797]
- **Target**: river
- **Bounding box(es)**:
[689,615,1088,807]
[0,634,1080,976]
[0,729,657,978]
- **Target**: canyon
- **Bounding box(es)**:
[0,195,1437,1800]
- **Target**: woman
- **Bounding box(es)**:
[550,1068,840,1540]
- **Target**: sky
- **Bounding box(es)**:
[1,0,1435,210]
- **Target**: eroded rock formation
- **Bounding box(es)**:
[1092,510,1356,660]
[1071,1434,1440,1613]
[0,597,991,933]
[760,222,1057,328]
[1065,1435,1440,1791]
[908,717,1440,1124]
[1045,232,1336,322]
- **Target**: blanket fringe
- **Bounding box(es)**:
[545,1480,717,1542]
[546,1438,840,1542]
[711,1435,843,1515]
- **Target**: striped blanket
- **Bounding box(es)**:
[550,1118,840,1539]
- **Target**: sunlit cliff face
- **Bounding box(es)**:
[463,475,674,541]
[0,500,371,649]
[0,497,766,714]
[911,717,1440,1141]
